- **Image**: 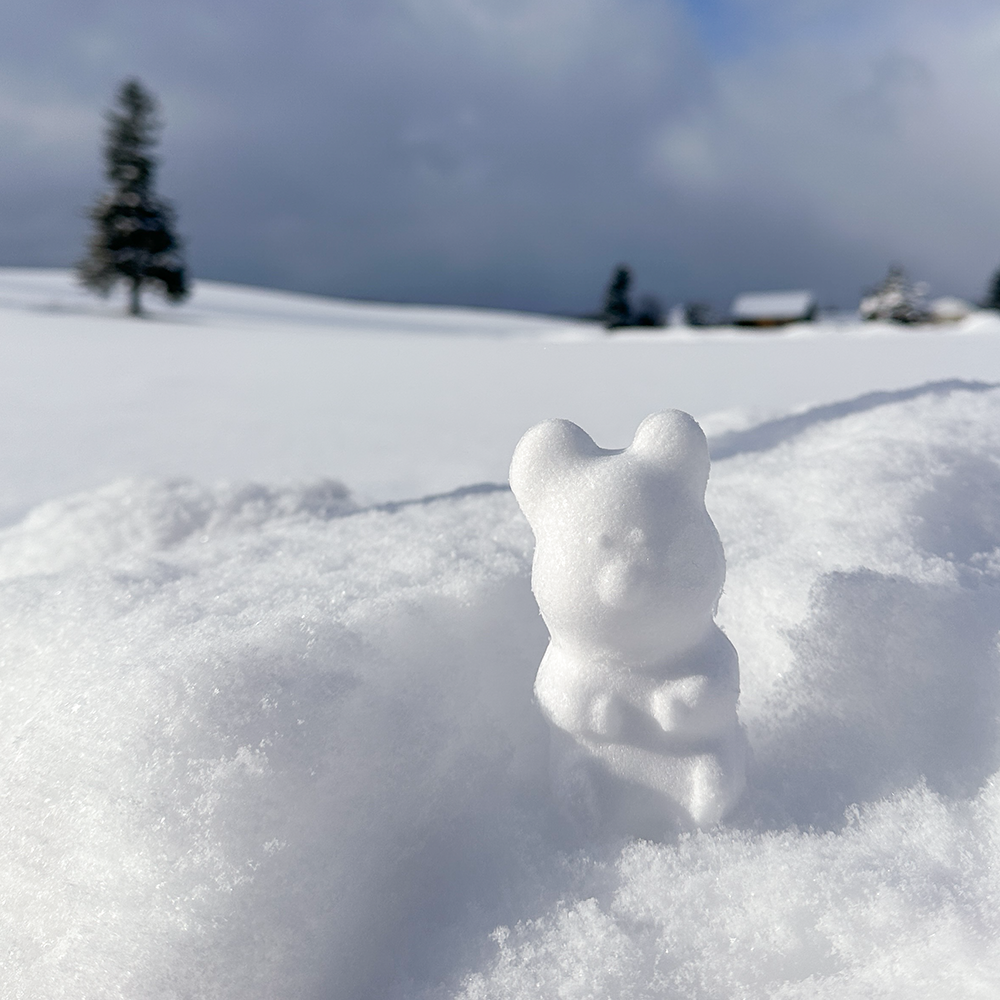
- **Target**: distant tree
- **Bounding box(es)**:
[633,295,664,327]
[78,79,188,316]
[602,265,632,329]
[984,267,1000,311]
[684,303,713,327]
[859,265,929,324]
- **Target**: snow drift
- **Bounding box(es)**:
[4,375,1000,998]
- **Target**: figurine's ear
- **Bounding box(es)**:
[510,419,601,517]
[628,410,710,495]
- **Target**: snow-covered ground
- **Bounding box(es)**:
[3,269,1000,998]
[4,268,1000,521]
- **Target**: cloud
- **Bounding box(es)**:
[2,0,1000,311]
[643,1,1000,303]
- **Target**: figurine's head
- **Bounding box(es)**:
[510,411,725,662]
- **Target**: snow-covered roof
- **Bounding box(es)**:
[730,290,816,321]
[929,296,973,322]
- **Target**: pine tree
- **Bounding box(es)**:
[984,267,1000,310]
[633,294,664,327]
[602,264,632,329]
[859,265,929,324]
[78,79,187,316]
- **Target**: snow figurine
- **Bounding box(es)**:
[510,411,747,838]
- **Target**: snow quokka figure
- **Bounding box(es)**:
[510,411,746,838]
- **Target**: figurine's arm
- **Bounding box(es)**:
[650,630,739,739]
[534,645,626,740]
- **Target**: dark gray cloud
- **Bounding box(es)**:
[2,0,1000,313]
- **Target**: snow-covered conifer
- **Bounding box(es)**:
[859,265,929,323]
[602,264,632,329]
[77,79,187,316]
[984,267,1000,311]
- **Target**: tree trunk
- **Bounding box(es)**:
[129,277,142,317]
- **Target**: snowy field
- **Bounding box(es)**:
[4,268,1000,997]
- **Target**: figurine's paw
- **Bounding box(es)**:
[651,675,708,733]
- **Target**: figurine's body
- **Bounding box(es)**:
[510,411,746,836]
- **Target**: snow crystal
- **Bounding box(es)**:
[509,412,746,835]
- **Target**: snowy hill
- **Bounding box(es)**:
[3,269,1000,997]
[4,268,1000,520]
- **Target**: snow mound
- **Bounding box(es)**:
[0,484,550,998]
[0,477,357,578]
[455,382,1000,998]
[3,382,1000,997]
[457,782,1000,1000]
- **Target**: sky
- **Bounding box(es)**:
[3,0,1000,314]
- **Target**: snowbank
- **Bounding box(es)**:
[455,381,1000,998]
[4,378,1000,997]
[0,480,548,998]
